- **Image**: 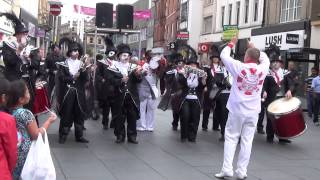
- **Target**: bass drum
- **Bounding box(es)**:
[267,97,306,139]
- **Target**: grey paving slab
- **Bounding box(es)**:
[37,110,320,180]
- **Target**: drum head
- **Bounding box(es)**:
[267,97,301,115]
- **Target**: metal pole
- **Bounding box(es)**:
[138,29,142,60]
[55,16,59,42]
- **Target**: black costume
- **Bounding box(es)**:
[45,43,64,97]
[95,37,118,129]
[56,38,89,144]
[112,44,141,144]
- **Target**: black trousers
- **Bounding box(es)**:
[202,98,218,130]
[265,97,276,140]
[171,111,180,127]
[114,94,138,139]
[100,98,116,127]
[215,93,229,136]
[59,90,84,139]
[313,93,320,123]
[257,102,266,130]
[48,74,55,98]
[180,99,201,140]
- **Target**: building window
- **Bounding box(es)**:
[205,0,213,5]
[236,1,240,25]
[244,0,249,23]
[171,23,174,39]
[181,2,188,21]
[280,0,302,23]
[203,16,213,34]
[89,37,93,44]
[228,4,232,25]
[221,6,225,28]
[254,0,259,21]
[98,38,102,45]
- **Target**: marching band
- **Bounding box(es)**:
[0,12,306,151]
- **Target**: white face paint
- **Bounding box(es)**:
[119,53,130,63]
[71,50,79,58]
[20,36,28,47]
[108,51,115,58]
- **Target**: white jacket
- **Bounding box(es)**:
[220,45,270,116]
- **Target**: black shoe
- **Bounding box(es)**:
[212,128,220,131]
[59,135,67,144]
[202,127,208,131]
[181,138,187,143]
[82,126,87,130]
[257,129,265,134]
[266,138,274,143]
[115,136,125,143]
[279,139,291,144]
[188,138,196,143]
[76,137,89,143]
[219,136,225,142]
[172,126,178,131]
[128,137,138,144]
[103,125,109,130]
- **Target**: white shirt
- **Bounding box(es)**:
[114,61,130,76]
[220,46,270,116]
[186,73,199,100]
[67,58,81,76]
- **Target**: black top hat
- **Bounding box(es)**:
[104,37,117,55]
[169,52,184,64]
[175,44,198,65]
[0,13,28,35]
[116,43,132,56]
[59,37,84,57]
[265,43,281,62]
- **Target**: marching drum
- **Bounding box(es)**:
[33,81,51,115]
[267,97,306,139]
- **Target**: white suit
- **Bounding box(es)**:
[219,45,270,177]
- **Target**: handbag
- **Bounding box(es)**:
[20,128,56,180]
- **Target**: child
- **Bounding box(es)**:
[0,78,17,180]
[7,80,56,180]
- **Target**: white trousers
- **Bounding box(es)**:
[137,97,157,130]
[221,112,258,176]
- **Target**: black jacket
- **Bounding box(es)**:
[263,72,280,105]
[95,60,123,101]
[283,69,299,96]
[45,52,65,76]
[56,60,88,115]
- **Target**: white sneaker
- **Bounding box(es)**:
[214,171,233,179]
[147,128,154,132]
[137,127,145,131]
[235,172,247,180]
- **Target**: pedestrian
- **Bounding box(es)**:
[215,36,270,179]
[7,80,56,180]
[305,67,318,118]
[0,78,17,180]
[311,69,320,126]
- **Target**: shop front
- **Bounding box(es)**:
[252,21,314,109]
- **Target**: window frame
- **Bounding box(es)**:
[280,0,302,23]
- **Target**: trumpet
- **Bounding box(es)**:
[184,65,207,77]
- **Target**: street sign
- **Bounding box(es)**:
[223,25,239,40]
[198,43,210,53]
[50,4,62,16]
[177,31,189,40]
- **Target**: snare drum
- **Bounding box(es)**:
[33,81,50,115]
[267,97,306,139]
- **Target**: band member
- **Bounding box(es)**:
[0,13,36,112]
[158,52,185,131]
[45,43,64,97]
[215,65,232,142]
[215,37,269,179]
[202,55,223,131]
[56,38,89,144]
[137,48,163,131]
[95,37,118,130]
[112,44,142,144]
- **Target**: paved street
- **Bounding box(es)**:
[41,109,320,180]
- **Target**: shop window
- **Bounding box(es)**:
[98,38,102,45]
[203,16,213,34]
[280,0,302,23]
[254,0,259,22]
[221,6,225,28]
[89,37,93,44]
[244,0,249,24]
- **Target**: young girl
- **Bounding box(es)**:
[7,80,56,180]
[0,78,17,180]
